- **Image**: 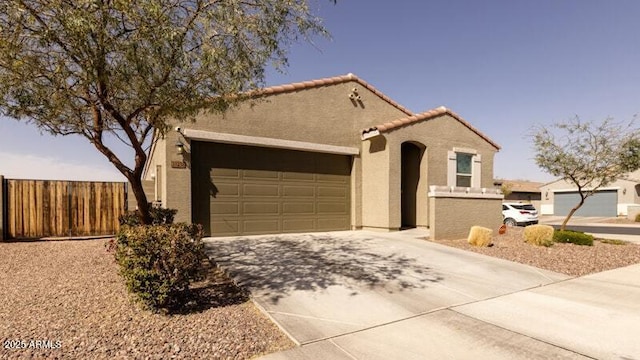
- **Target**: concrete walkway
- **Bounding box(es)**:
[204,230,640,359]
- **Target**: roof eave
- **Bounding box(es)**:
[361,106,501,151]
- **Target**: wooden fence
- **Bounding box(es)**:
[1,178,127,239]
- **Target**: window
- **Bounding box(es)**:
[456,153,473,187]
[447,149,481,188]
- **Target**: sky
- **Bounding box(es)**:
[2,0,640,182]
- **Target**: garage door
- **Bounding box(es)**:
[554,190,617,217]
[191,141,351,236]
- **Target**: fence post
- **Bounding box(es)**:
[0,175,5,241]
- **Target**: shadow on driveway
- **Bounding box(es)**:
[204,232,443,304]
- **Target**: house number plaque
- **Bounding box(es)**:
[171,161,187,169]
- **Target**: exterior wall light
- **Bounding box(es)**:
[176,141,185,155]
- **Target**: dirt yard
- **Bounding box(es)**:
[0,239,293,359]
[429,227,640,276]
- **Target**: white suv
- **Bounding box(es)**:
[502,202,538,227]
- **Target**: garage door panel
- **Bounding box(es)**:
[244,169,279,180]
[318,218,349,230]
[211,168,240,178]
[317,202,349,214]
[283,219,316,232]
[243,184,279,197]
[283,172,315,181]
[214,183,240,197]
[317,174,349,183]
[211,220,239,236]
[318,186,348,198]
[282,185,315,197]
[283,202,315,214]
[243,202,279,215]
[211,202,240,215]
[192,141,351,236]
[243,219,280,233]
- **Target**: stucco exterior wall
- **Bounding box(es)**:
[386,115,496,189]
[142,136,173,215]
[155,80,408,225]
[172,82,407,148]
[362,114,498,230]
[361,136,391,230]
[148,79,500,231]
[429,195,503,240]
[126,180,155,211]
[351,156,362,228]
[162,131,193,223]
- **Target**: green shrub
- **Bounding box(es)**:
[523,224,554,247]
[119,211,143,226]
[599,238,627,245]
[553,230,594,246]
[635,213,640,223]
[119,205,178,226]
[114,223,205,311]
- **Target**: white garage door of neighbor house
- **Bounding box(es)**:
[191,141,352,237]
[554,190,617,217]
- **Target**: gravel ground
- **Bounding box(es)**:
[0,239,293,359]
[430,227,640,277]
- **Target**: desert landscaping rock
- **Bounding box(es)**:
[0,239,293,359]
[431,227,640,276]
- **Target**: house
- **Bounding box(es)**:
[493,179,543,210]
[539,170,640,217]
[144,74,503,239]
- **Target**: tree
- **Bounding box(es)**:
[500,183,513,198]
[532,117,640,230]
[0,0,331,224]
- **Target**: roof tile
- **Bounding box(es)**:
[363,106,501,150]
[253,73,413,116]
[495,180,543,193]
[250,73,499,151]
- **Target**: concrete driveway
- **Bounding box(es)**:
[204,229,640,359]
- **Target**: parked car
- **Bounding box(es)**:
[502,202,538,226]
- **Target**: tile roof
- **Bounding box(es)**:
[494,179,543,193]
[254,73,413,116]
[362,106,501,150]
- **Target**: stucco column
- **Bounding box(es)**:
[164,131,192,223]
[0,175,5,241]
[360,136,392,230]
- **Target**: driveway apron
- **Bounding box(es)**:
[204,230,589,359]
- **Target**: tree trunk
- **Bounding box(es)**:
[560,198,585,231]
[128,175,152,225]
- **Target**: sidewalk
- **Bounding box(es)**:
[539,215,639,226]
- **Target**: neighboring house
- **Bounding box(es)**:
[494,179,542,210]
[144,73,503,239]
[539,170,640,217]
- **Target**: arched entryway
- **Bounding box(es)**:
[401,142,424,228]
